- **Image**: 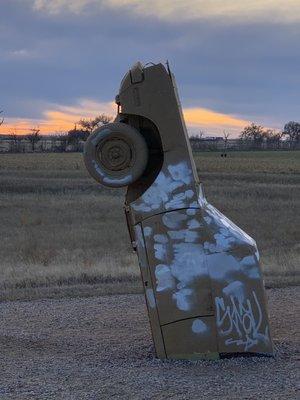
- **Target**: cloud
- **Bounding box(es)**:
[31,0,300,23]
[0,98,248,136]
[1,1,299,135]
[6,49,36,59]
[49,99,116,119]
[32,0,100,14]
[0,99,116,134]
[183,107,249,135]
[108,0,300,24]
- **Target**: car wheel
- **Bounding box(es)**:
[84,122,148,188]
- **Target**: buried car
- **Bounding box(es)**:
[83,61,274,360]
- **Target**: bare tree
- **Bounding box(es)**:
[264,129,284,149]
[67,126,88,151]
[77,114,113,135]
[223,130,230,140]
[56,131,68,152]
[26,128,41,152]
[0,110,4,126]
[239,123,265,149]
[9,129,22,152]
[223,130,230,147]
[221,130,231,156]
[198,130,204,139]
[283,121,300,147]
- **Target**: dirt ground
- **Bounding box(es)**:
[0,287,299,400]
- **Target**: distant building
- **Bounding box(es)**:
[0,134,85,153]
[0,134,297,153]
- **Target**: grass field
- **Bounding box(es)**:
[0,151,299,300]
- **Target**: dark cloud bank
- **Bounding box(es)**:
[1,0,299,130]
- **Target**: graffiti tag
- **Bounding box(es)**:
[215,291,269,351]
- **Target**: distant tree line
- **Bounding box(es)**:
[0,113,113,153]
[239,122,300,149]
[0,108,299,152]
[190,121,300,151]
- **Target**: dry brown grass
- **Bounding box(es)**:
[0,151,299,300]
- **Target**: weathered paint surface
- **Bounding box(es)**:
[124,63,273,359]
[133,223,166,358]
[131,161,198,215]
[215,289,270,351]
[136,187,273,356]
[85,61,274,360]
[92,159,133,186]
[162,316,219,360]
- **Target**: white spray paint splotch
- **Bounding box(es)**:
[222,280,245,302]
[146,288,156,309]
[168,229,198,243]
[205,203,256,248]
[186,209,197,216]
[187,219,201,229]
[171,243,206,286]
[134,224,145,249]
[168,162,192,184]
[143,226,153,237]
[172,288,193,311]
[192,319,209,334]
[155,264,175,292]
[206,252,260,282]
[92,160,132,186]
[132,161,196,214]
[162,211,188,229]
[240,255,260,279]
[154,234,168,244]
[154,243,168,261]
[204,228,238,253]
[165,190,194,210]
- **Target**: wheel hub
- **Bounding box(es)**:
[98,137,133,171]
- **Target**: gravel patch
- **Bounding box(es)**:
[0,287,299,399]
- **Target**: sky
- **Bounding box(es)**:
[1,0,299,137]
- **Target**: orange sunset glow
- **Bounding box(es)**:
[0,101,249,136]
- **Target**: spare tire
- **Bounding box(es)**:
[84,122,148,188]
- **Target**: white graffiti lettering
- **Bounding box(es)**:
[215,291,269,351]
